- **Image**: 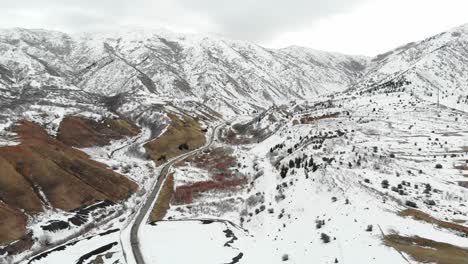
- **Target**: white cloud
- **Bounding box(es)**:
[0,0,467,56]
[266,0,468,55]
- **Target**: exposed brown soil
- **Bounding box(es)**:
[144,114,206,166]
[57,116,140,148]
[399,209,468,235]
[384,234,468,264]
[173,178,247,204]
[223,122,273,145]
[149,173,174,222]
[0,203,27,245]
[0,120,138,246]
[223,128,254,145]
[0,232,33,257]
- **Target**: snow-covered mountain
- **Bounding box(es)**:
[0,28,368,114]
[351,23,468,111]
[1,23,468,264]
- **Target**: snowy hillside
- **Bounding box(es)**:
[1,23,468,264]
[351,23,468,112]
[0,28,368,113]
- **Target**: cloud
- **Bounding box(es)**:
[1,0,192,32]
[0,0,367,42]
[174,0,367,41]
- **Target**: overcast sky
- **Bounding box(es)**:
[1,0,467,55]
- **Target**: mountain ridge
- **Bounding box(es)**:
[0,26,369,115]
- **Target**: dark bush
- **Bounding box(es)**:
[425,200,436,206]
[178,143,189,150]
[321,233,331,243]
[405,200,417,208]
[316,220,325,229]
[381,180,389,189]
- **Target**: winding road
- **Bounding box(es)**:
[126,121,226,264]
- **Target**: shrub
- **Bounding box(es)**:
[424,200,436,206]
[423,184,432,194]
[280,166,288,179]
[381,180,389,189]
[178,143,189,150]
[405,200,417,208]
[316,220,324,229]
[321,233,331,243]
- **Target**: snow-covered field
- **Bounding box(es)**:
[144,92,467,264]
[27,229,122,264]
[4,90,466,264]
[140,220,249,264]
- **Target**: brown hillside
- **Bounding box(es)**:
[384,234,468,264]
[144,114,206,166]
[0,203,27,245]
[57,116,140,148]
[0,120,138,245]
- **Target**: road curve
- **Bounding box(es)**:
[128,121,225,264]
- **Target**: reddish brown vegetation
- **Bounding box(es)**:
[0,120,138,246]
[187,148,237,174]
[57,116,140,148]
[300,113,339,124]
[149,146,247,218]
[172,147,246,204]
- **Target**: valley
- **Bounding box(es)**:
[0,23,467,264]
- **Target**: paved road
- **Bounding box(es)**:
[128,121,225,264]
